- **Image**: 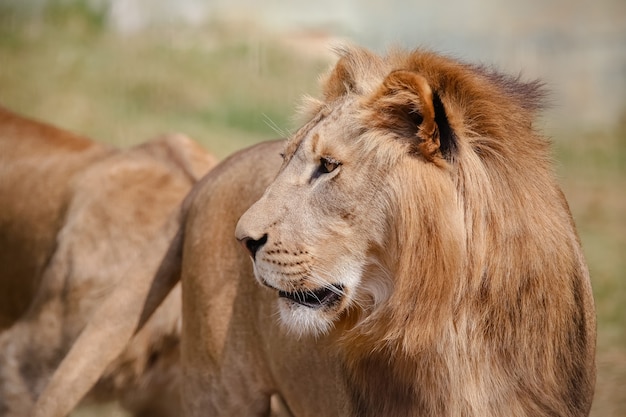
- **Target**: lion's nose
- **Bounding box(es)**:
[239,234,268,260]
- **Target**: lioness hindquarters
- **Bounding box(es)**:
[0,107,215,417]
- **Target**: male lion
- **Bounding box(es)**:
[0,106,216,417]
[34,45,596,417]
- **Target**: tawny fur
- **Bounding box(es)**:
[33,45,596,417]
[0,106,216,417]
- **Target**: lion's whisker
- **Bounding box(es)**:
[262,114,289,138]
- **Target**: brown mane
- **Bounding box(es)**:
[310,47,596,416]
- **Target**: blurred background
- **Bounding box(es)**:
[0,0,624,415]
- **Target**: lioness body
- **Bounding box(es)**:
[180,140,349,416]
[0,110,109,326]
[0,106,215,416]
[34,46,596,417]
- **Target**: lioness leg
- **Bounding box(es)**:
[0,241,90,416]
[0,307,65,416]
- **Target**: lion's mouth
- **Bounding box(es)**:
[278,285,343,309]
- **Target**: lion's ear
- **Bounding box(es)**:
[322,46,386,102]
[323,56,356,102]
[368,70,456,163]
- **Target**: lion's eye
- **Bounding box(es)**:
[320,157,340,174]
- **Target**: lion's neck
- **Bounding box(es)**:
[340,335,453,417]
[339,312,515,417]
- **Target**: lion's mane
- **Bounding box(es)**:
[301,47,596,417]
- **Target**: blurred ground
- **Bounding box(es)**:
[0,1,624,416]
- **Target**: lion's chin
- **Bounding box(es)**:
[276,300,337,337]
[277,284,344,309]
[274,286,345,337]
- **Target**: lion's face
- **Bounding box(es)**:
[236,98,397,335]
[235,53,462,337]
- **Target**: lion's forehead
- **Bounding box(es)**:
[287,98,362,157]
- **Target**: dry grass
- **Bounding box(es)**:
[0,4,624,416]
[0,7,328,157]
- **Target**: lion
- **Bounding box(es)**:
[33,45,596,417]
[0,105,216,417]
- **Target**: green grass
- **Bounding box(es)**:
[1,4,624,416]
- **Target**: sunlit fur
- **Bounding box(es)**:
[238,45,597,416]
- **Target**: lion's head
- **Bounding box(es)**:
[236,46,595,415]
[235,44,592,343]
